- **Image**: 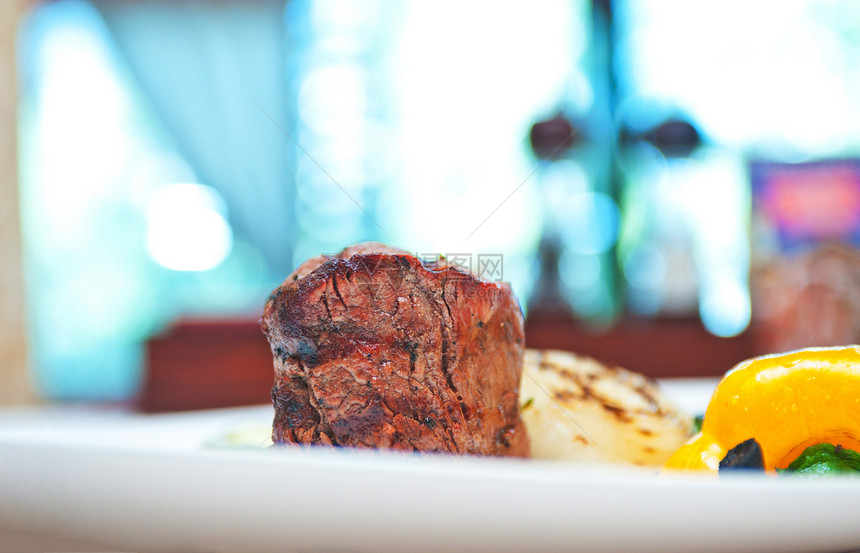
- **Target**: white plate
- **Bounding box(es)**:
[1,381,860,553]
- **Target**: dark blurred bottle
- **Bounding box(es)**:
[525,0,622,328]
[615,109,751,337]
[527,111,621,327]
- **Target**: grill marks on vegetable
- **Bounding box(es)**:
[539,354,669,425]
[519,349,694,465]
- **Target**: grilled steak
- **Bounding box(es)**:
[261,243,529,456]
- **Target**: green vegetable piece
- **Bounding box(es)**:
[691,414,704,434]
[780,443,860,477]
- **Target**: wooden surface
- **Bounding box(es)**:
[524,313,756,379]
[140,314,754,412]
[0,1,33,405]
[140,319,274,412]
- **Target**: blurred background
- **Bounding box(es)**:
[4,0,860,408]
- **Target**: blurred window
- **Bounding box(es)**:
[18,0,292,399]
[22,0,860,399]
[18,0,588,400]
[617,0,860,155]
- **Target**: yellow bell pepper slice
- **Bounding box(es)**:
[665,345,860,473]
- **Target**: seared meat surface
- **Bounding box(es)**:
[261,243,528,456]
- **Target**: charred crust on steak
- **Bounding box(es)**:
[262,243,529,457]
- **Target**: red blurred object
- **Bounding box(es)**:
[529,114,581,160]
[140,318,273,412]
[751,243,860,355]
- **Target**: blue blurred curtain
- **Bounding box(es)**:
[91,0,295,276]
